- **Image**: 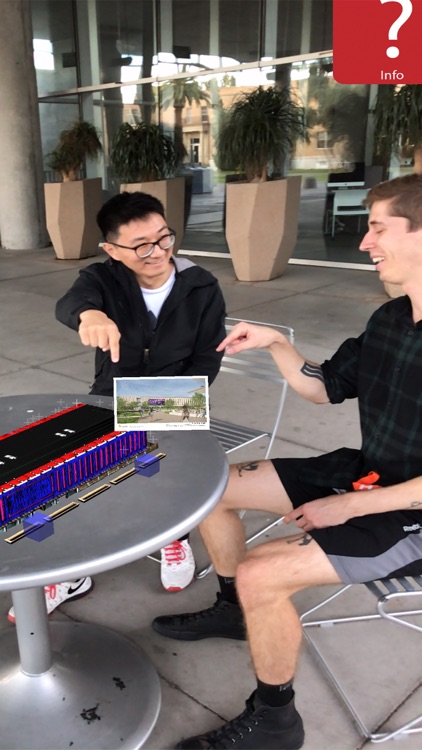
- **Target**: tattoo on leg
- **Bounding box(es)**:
[287,533,313,546]
[237,461,260,477]
[300,362,325,383]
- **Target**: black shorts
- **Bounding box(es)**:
[271,458,422,584]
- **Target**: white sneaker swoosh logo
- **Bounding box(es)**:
[67,580,87,597]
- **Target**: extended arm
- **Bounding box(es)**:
[284,476,422,531]
[56,269,121,362]
[217,322,329,403]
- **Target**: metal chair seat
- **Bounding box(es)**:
[209,418,269,453]
[148,317,293,571]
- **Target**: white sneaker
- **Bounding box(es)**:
[160,540,195,592]
[8,577,94,623]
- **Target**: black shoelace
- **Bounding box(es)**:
[174,593,232,624]
[207,695,265,748]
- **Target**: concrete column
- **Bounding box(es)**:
[300,0,312,55]
[0,0,48,249]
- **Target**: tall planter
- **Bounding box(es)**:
[120,177,185,254]
[216,86,308,281]
[44,178,102,260]
[226,176,301,281]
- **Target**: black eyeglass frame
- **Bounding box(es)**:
[106,229,176,259]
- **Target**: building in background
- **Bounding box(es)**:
[1,1,409,265]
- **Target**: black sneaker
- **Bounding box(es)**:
[152,592,246,641]
[175,691,305,749]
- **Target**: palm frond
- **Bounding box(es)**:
[110,122,179,182]
[373,84,422,161]
[46,121,102,178]
[216,86,308,181]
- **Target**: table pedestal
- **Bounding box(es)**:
[0,614,161,749]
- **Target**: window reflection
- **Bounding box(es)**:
[31,0,77,95]
[31,1,375,266]
[39,100,80,178]
[96,0,154,85]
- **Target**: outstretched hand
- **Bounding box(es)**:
[283,494,355,531]
[216,322,285,355]
[78,310,121,363]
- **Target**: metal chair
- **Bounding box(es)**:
[300,575,422,742]
[195,317,294,579]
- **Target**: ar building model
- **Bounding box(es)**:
[0,404,148,529]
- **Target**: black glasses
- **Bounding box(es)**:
[108,230,176,259]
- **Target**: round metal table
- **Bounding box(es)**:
[0,395,229,750]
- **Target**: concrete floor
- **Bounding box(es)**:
[0,246,421,749]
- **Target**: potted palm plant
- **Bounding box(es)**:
[216,86,308,281]
[110,122,185,252]
[373,84,422,297]
[44,121,103,260]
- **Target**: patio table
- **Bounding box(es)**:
[0,394,228,749]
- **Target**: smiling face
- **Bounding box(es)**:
[102,212,174,288]
[359,199,422,290]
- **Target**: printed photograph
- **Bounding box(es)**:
[114,376,209,431]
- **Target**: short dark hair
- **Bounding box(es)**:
[97,191,166,240]
[365,173,422,231]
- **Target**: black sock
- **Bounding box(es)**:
[217,574,239,605]
[256,678,294,707]
[177,533,189,542]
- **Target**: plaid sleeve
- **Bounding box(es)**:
[321,333,364,403]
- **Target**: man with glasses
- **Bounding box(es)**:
[57,191,225,394]
[7,192,226,623]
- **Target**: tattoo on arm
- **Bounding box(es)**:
[237,462,260,477]
[287,533,313,546]
[300,362,325,383]
[410,501,421,508]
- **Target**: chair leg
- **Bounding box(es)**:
[300,582,422,742]
[147,554,160,564]
[195,562,214,579]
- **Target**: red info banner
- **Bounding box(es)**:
[334,0,421,84]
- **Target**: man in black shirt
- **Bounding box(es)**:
[8,192,226,624]
[55,191,225,593]
[152,174,422,750]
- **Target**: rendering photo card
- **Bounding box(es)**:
[114,376,209,431]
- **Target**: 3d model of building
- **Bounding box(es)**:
[0,404,148,529]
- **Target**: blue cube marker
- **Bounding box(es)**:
[23,513,54,542]
[135,452,165,478]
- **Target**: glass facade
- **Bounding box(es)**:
[32,0,78,95]
[32,0,404,268]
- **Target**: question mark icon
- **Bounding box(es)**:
[380,0,413,58]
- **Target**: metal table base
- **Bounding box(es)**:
[0,588,161,749]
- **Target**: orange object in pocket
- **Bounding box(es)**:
[352,471,381,491]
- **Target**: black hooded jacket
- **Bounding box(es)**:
[55,256,226,396]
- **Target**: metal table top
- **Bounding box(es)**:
[0,394,229,591]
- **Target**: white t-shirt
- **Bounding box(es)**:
[140,268,176,322]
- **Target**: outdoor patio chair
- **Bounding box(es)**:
[329,188,369,238]
[195,316,294,579]
[300,574,422,742]
[146,317,293,572]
